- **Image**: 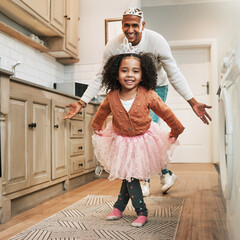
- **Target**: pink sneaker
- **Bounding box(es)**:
[106,208,122,220]
[131,215,148,227]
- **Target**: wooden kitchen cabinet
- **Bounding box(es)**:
[84,104,97,170]
[21,0,65,33]
[5,92,30,193]
[69,112,85,177]
[0,0,79,63]
[51,0,65,33]
[65,0,79,55]
[29,96,51,186]
[4,88,51,194]
[0,0,63,37]
[51,100,68,180]
[47,0,79,63]
[20,0,50,22]
[0,71,98,223]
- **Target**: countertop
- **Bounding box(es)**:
[0,68,100,105]
[0,68,13,76]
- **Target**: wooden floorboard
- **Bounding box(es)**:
[0,163,230,240]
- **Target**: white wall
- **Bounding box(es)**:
[142,1,240,81]
[78,0,140,64]
[141,1,240,165]
[65,0,140,86]
[68,0,240,88]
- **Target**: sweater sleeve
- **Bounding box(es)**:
[80,67,103,104]
[155,33,193,101]
[81,39,119,104]
[91,94,112,130]
[148,91,185,137]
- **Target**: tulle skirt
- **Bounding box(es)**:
[92,122,178,182]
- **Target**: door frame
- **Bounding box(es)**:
[168,39,218,163]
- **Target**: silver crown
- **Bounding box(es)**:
[117,37,138,54]
[123,7,143,18]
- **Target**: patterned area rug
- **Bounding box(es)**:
[10,195,184,240]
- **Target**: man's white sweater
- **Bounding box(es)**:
[81,29,193,103]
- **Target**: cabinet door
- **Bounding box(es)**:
[30,96,51,186]
[51,100,68,180]
[21,0,50,21]
[5,94,30,193]
[84,104,96,169]
[51,0,65,33]
[65,0,79,55]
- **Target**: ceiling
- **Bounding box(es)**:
[141,0,236,7]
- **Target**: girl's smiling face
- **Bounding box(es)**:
[118,56,142,92]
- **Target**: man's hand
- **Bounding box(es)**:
[188,98,212,125]
[63,102,82,119]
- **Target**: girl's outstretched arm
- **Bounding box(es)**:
[91,95,111,131]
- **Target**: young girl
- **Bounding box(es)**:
[91,52,184,227]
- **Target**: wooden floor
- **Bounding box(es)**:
[0,163,230,240]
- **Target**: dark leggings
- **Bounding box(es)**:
[114,178,148,216]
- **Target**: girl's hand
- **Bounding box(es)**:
[94,130,103,136]
[169,133,177,142]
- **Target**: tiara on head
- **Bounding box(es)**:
[123,7,143,19]
[117,37,139,54]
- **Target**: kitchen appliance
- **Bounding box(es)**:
[219,31,240,240]
[55,82,88,97]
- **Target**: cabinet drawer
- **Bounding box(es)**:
[72,110,84,120]
[70,139,84,156]
[70,155,84,174]
[70,120,84,138]
[86,104,96,114]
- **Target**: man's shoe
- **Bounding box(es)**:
[140,180,150,197]
[161,173,178,193]
[106,208,122,220]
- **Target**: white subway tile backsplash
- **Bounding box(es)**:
[92,63,101,71]
[65,65,74,73]
[1,32,101,91]
[76,64,92,72]
[1,47,10,58]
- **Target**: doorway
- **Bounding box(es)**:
[163,42,215,163]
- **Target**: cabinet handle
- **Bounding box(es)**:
[78,146,83,150]
[28,123,37,128]
[78,129,82,132]
[64,15,70,20]
[78,163,83,167]
[54,124,59,128]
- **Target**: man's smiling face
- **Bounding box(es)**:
[122,15,145,46]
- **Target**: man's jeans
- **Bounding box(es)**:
[150,85,169,123]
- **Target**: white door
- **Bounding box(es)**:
[163,47,212,163]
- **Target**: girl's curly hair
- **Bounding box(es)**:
[102,52,157,92]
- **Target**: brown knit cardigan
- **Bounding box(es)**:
[91,86,184,138]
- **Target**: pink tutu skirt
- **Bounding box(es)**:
[92,122,178,182]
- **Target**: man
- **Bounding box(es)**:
[64,7,212,196]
